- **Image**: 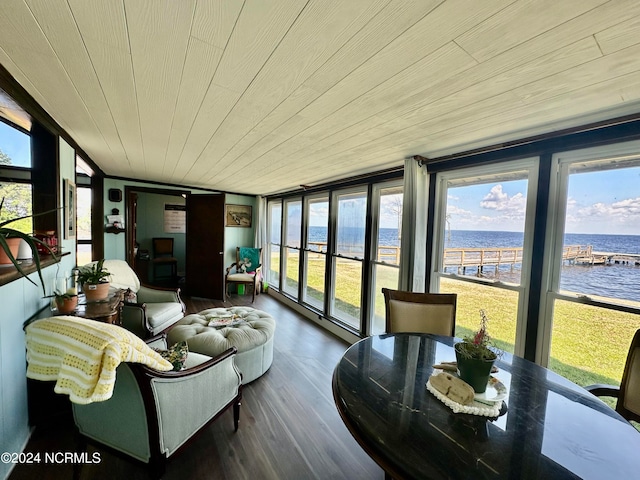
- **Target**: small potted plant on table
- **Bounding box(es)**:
[77,259,111,301]
[53,290,78,314]
[454,309,501,393]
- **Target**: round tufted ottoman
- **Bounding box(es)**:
[167,306,275,384]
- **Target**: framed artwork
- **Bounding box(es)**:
[64,178,76,239]
[225,204,252,227]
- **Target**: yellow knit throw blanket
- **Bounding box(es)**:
[25,316,173,404]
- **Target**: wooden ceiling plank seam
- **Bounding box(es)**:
[197,0,426,180]
[176,0,311,181]
[513,42,640,104]
[454,0,608,63]
[595,15,640,55]
[218,36,592,180]
[272,34,604,165]
[208,41,477,185]
[201,2,444,185]
[204,0,580,182]
[169,0,246,174]
[191,0,245,50]
[193,0,392,181]
[0,3,116,167]
[27,0,129,166]
[164,36,224,177]
[3,0,112,156]
[302,73,640,168]
[125,0,195,176]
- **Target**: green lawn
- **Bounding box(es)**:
[275,254,639,391]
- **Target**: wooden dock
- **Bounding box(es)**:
[307,242,640,269]
[443,245,640,273]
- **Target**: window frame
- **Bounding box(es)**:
[538,140,640,364]
[431,158,540,357]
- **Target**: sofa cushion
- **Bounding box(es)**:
[146,302,184,329]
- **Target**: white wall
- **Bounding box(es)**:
[0,138,77,480]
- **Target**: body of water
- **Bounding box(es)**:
[305,227,640,302]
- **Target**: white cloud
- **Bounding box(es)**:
[480,184,526,213]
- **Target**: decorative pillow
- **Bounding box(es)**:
[153,341,188,371]
[238,247,260,273]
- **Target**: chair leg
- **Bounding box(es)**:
[233,397,241,431]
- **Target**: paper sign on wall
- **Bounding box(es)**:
[164,204,186,233]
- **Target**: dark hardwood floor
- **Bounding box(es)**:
[10,293,382,480]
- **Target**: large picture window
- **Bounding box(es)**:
[432,160,539,356]
[542,143,640,388]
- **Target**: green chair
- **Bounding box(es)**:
[225,247,262,302]
[72,333,243,476]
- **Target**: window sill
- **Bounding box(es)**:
[0,252,69,289]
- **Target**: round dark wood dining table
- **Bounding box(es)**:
[332,333,640,480]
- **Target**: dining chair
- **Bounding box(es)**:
[382,288,457,336]
[152,237,178,283]
[586,328,640,423]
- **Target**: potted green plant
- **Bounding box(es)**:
[52,290,78,314]
[77,258,111,301]
[0,197,58,295]
[454,309,502,393]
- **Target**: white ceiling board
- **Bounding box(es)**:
[2,0,640,195]
[595,16,640,55]
[25,0,128,167]
[126,0,196,177]
[191,0,244,50]
[164,36,224,177]
[207,0,441,177]
[455,0,607,63]
[194,0,392,180]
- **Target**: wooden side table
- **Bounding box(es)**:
[75,288,126,325]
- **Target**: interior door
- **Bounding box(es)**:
[186,193,225,298]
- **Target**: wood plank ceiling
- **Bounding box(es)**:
[1,0,640,195]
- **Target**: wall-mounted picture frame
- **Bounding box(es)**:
[225,204,252,227]
[64,178,76,239]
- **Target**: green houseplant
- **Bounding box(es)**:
[454,309,501,393]
[52,290,78,314]
[0,197,58,294]
[77,258,111,301]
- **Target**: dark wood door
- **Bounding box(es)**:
[186,194,225,299]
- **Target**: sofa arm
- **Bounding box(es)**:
[137,285,184,310]
[121,302,152,338]
[145,348,242,456]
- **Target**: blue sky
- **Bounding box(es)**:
[0,122,30,167]
[447,168,640,235]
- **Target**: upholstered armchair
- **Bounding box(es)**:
[225,247,263,302]
[72,333,242,475]
[92,260,185,338]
